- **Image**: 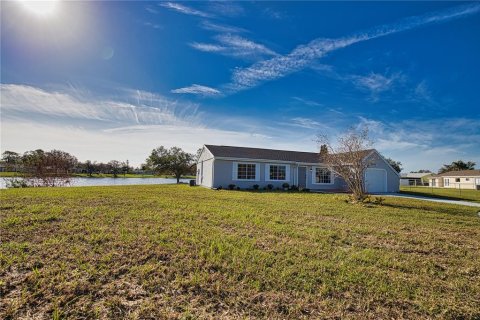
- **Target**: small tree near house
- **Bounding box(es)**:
[317,126,374,203]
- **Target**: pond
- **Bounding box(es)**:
[0,177,191,189]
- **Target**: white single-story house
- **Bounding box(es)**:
[400,172,432,186]
[428,170,480,190]
[196,145,400,193]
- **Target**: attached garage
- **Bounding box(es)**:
[365,168,387,193]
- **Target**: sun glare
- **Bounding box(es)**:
[19,0,59,17]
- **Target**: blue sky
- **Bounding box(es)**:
[1,1,479,171]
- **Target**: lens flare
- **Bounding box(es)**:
[19,0,59,17]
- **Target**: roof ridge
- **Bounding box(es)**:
[205,144,319,155]
[205,144,375,155]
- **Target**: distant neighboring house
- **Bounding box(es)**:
[400,172,432,186]
[196,145,400,193]
[428,170,480,190]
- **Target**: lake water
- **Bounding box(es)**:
[0,177,191,189]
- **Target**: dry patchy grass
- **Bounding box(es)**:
[1,185,479,319]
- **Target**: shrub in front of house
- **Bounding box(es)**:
[267,184,274,190]
[253,184,259,190]
[290,184,298,191]
[282,183,289,190]
[217,186,223,190]
[228,184,236,190]
[236,186,241,190]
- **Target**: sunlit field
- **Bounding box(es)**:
[1,185,479,319]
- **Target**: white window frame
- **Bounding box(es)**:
[265,164,290,182]
[312,166,334,185]
[232,162,260,181]
[444,178,450,186]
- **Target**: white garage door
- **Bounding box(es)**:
[365,168,387,193]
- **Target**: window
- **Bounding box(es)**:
[466,178,470,181]
[444,178,450,186]
[269,165,286,180]
[455,178,460,182]
[315,167,332,184]
[237,163,256,180]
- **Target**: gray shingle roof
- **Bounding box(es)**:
[400,172,432,179]
[437,170,480,177]
[205,145,374,164]
[205,145,321,163]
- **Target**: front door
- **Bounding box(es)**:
[298,167,307,188]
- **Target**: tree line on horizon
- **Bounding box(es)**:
[0,146,200,187]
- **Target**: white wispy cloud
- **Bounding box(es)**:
[1,84,325,166]
[145,6,158,14]
[217,34,277,56]
[348,72,406,101]
[352,72,404,93]
[159,2,212,18]
[413,80,435,103]
[200,21,247,34]
[289,117,325,130]
[1,84,201,127]
[143,22,162,29]
[189,42,225,53]
[207,2,244,17]
[356,116,480,172]
[263,7,284,20]
[221,3,480,93]
[190,34,277,59]
[291,97,323,107]
[171,84,221,96]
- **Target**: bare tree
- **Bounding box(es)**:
[317,127,374,203]
[20,149,78,187]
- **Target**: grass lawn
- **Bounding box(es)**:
[72,173,196,179]
[0,172,196,179]
[1,185,479,319]
[400,186,480,203]
[0,172,22,177]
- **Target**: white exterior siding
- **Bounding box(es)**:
[439,176,480,190]
[196,147,214,188]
